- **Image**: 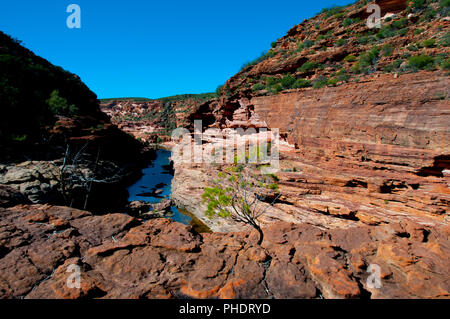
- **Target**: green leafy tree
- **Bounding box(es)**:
[202,165,281,245]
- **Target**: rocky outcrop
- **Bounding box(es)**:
[169,1,450,233]
[126,199,172,218]
[171,72,449,232]
[0,204,448,299]
[249,71,449,226]
[0,156,136,212]
[0,161,61,204]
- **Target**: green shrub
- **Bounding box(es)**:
[439,0,450,15]
[336,70,350,82]
[320,5,345,18]
[414,28,424,35]
[299,61,321,72]
[240,50,276,71]
[359,46,380,68]
[439,33,450,47]
[292,78,312,88]
[351,62,363,74]
[297,39,314,51]
[47,90,79,116]
[439,58,450,70]
[393,59,404,68]
[421,39,436,48]
[420,8,437,22]
[357,35,376,44]
[343,18,353,27]
[313,76,329,89]
[336,38,347,47]
[408,55,435,70]
[327,78,339,86]
[281,74,296,89]
[271,84,283,94]
[382,44,394,56]
[252,83,265,92]
[410,0,425,9]
[407,44,419,51]
[344,54,357,62]
[265,76,280,86]
[397,27,409,36]
[384,59,405,72]
[376,27,394,39]
[392,18,408,29]
[267,183,279,190]
[383,64,394,72]
[11,134,28,142]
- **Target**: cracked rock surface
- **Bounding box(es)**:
[0,204,448,299]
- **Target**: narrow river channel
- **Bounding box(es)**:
[127,149,210,233]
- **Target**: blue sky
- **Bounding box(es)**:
[0,0,355,99]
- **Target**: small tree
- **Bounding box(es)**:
[202,164,280,245]
[47,89,79,116]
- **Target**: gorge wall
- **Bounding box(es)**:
[171,72,449,234]
[171,0,449,232]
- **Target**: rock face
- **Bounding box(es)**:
[0,161,61,204]
[172,73,449,233]
[0,204,448,299]
[0,157,136,212]
[170,1,450,233]
[100,94,217,143]
[250,71,449,227]
[167,2,450,299]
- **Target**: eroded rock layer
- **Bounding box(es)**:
[171,71,449,234]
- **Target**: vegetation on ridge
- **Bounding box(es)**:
[225,0,450,97]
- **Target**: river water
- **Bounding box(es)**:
[127,149,210,233]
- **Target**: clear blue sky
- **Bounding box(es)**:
[0,0,354,99]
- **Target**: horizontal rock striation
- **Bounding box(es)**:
[171,72,449,232]
[250,71,450,226]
